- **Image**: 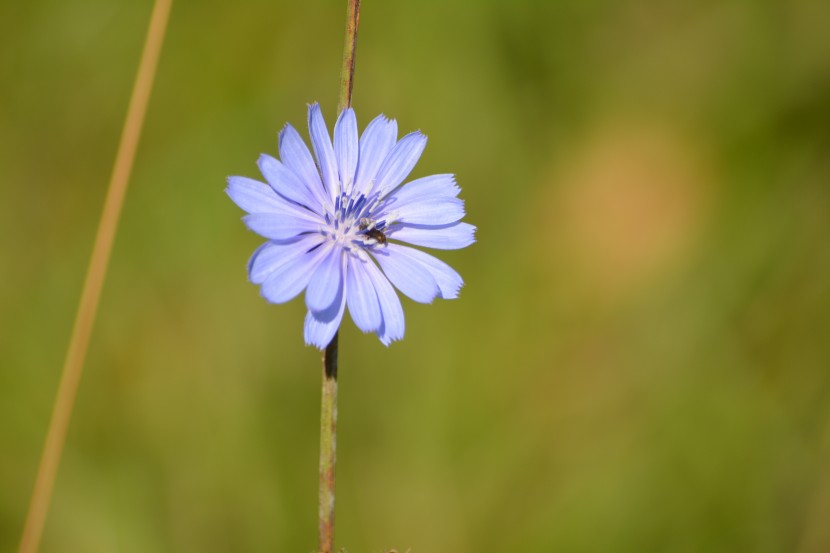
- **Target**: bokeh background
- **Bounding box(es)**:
[2,0,830,551]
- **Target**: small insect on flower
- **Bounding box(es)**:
[358,217,387,245]
[226,103,476,348]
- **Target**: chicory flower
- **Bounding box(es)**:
[227,104,475,348]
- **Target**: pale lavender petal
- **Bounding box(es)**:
[388,174,460,205]
[373,131,427,197]
[247,242,275,284]
[308,103,340,202]
[248,235,325,284]
[260,239,332,303]
[279,124,330,209]
[334,108,359,194]
[361,257,404,345]
[258,154,321,213]
[386,196,465,226]
[226,176,291,214]
[345,256,382,333]
[388,222,476,250]
[354,115,397,195]
[371,246,439,303]
[304,291,347,349]
[305,245,344,314]
[244,213,321,240]
[384,244,463,299]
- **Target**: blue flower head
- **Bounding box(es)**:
[227,104,475,348]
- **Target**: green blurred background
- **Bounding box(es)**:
[2,0,830,551]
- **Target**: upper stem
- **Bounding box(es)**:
[337,0,361,114]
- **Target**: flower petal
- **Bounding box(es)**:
[247,242,276,284]
[388,222,476,250]
[354,115,397,196]
[383,244,463,299]
[334,108,359,194]
[304,292,347,349]
[306,245,345,314]
[260,239,331,303]
[243,213,321,240]
[373,131,427,197]
[258,154,321,213]
[371,246,439,303]
[385,196,465,226]
[346,255,382,333]
[226,176,292,214]
[248,235,324,284]
[361,257,404,345]
[308,103,340,202]
[388,174,460,205]
[279,123,330,210]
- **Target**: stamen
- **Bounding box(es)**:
[358,217,375,231]
[320,189,391,253]
[353,194,366,215]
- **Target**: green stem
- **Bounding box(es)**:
[318,333,339,553]
[319,2,360,552]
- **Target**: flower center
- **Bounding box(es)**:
[322,191,388,253]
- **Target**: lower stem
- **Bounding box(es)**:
[318,332,339,553]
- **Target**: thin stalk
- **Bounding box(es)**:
[17,1,173,552]
[337,0,361,115]
[318,2,361,551]
[318,333,339,553]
